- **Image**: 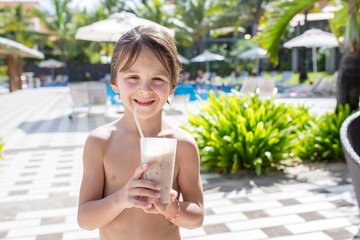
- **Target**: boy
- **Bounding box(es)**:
[77,25,204,240]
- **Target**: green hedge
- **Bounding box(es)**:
[182,91,354,175]
[293,104,352,162]
[0,137,4,160]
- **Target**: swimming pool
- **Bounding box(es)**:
[106,83,243,104]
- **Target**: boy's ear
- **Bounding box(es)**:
[169,77,178,95]
[111,83,119,93]
[169,84,176,95]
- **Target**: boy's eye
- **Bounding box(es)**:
[126,76,139,81]
[153,78,169,83]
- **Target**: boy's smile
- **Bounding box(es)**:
[134,98,156,106]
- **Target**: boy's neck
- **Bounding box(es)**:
[122,111,164,138]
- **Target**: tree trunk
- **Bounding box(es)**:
[298,10,309,83]
[6,55,17,92]
[336,44,360,112]
[17,57,23,90]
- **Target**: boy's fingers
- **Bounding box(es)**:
[129,179,161,191]
[130,198,152,209]
[132,164,148,180]
[170,189,178,200]
[130,188,160,199]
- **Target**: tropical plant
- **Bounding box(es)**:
[182,91,307,175]
[175,0,241,54]
[72,5,112,63]
[258,0,360,111]
[0,137,4,160]
[30,0,76,62]
[0,4,40,46]
[293,104,353,161]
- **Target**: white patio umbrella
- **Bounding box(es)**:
[177,54,190,64]
[238,47,268,76]
[0,37,44,59]
[38,59,65,81]
[0,37,44,92]
[75,12,175,42]
[283,29,338,80]
[190,51,225,72]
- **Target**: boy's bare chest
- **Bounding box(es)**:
[103,139,141,195]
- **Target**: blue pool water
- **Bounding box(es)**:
[106,83,243,104]
[40,82,289,105]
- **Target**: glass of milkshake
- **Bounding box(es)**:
[140,137,177,203]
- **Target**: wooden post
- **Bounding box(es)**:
[16,57,23,90]
[6,55,17,92]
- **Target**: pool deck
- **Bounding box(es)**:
[0,87,359,240]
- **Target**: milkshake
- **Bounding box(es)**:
[140,138,177,203]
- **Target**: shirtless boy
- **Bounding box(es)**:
[77,25,204,240]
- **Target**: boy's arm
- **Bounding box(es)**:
[77,133,160,230]
[77,133,124,230]
[161,136,204,229]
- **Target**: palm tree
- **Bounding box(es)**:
[258,0,360,111]
[0,4,35,45]
[30,0,75,62]
[175,0,240,54]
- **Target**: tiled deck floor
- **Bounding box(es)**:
[0,87,358,240]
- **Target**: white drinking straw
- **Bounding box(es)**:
[133,105,144,138]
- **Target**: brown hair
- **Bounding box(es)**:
[110,25,182,88]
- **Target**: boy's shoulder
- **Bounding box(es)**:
[86,120,118,144]
[165,124,197,148]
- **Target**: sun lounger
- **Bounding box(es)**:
[68,82,89,119]
[276,71,293,83]
[239,77,257,94]
[288,74,327,97]
[87,82,109,114]
[256,77,277,98]
[164,94,190,115]
[68,82,109,119]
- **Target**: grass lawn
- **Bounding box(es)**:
[265,71,336,85]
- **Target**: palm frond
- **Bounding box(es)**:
[258,0,318,65]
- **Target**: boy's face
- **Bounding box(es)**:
[111,47,175,119]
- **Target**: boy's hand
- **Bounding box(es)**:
[143,189,178,214]
[118,164,161,209]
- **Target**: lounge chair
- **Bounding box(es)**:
[87,82,109,114]
[256,77,278,98]
[313,71,338,96]
[340,111,360,212]
[287,74,327,97]
[68,82,89,119]
[68,82,109,119]
[239,77,257,94]
[164,94,190,115]
[276,71,294,83]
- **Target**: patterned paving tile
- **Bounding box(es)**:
[41,217,66,225]
[323,228,355,239]
[243,210,269,219]
[229,196,251,203]
[202,223,231,234]
[331,199,356,207]
[204,208,215,216]
[262,226,292,238]
[298,211,326,221]
[278,198,301,206]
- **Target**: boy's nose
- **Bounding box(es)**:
[139,82,153,94]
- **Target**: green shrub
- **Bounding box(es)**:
[0,137,4,160]
[293,104,352,162]
[182,91,307,175]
